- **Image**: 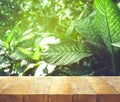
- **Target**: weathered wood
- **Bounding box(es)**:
[0,77,120,102]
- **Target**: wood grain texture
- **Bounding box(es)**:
[49,77,62,94]
[0,77,35,94]
[97,95,120,102]
[27,77,51,94]
[74,95,96,102]
[71,77,95,94]
[101,77,120,93]
[48,77,73,102]
[0,95,23,102]
[0,77,120,102]
[49,95,72,102]
[25,95,48,102]
[87,77,118,94]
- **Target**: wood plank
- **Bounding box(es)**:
[86,77,118,94]
[49,77,62,94]
[0,77,120,102]
[0,77,35,94]
[49,77,73,102]
[72,76,96,102]
[27,77,51,94]
[71,77,95,94]
[74,95,96,102]
[0,95,23,102]
[97,95,120,102]
[58,77,72,94]
[49,95,72,102]
[101,77,120,93]
[24,95,48,102]
[49,77,73,94]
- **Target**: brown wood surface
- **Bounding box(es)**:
[0,77,120,102]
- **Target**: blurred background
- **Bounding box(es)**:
[0,0,96,76]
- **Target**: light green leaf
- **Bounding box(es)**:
[66,21,74,36]
[4,21,21,49]
[10,47,34,60]
[112,43,120,47]
[18,47,33,56]
[32,45,40,60]
[41,42,92,65]
[94,0,120,53]
[20,34,35,42]
[23,29,32,35]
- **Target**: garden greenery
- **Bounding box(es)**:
[0,0,93,76]
[0,0,120,76]
[41,0,120,75]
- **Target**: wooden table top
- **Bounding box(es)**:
[0,76,120,95]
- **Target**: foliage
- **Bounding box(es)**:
[0,42,11,75]
[41,0,120,75]
[0,0,93,37]
[0,21,57,76]
[0,0,94,76]
[94,0,120,74]
[48,66,94,76]
[2,0,120,76]
[41,41,92,65]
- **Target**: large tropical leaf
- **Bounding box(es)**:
[41,42,92,65]
[74,17,102,44]
[67,12,104,51]
[68,14,108,58]
[94,0,120,73]
[94,0,120,54]
[67,12,97,41]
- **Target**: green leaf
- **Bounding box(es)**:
[74,17,94,37]
[66,21,74,36]
[94,0,120,73]
[66,21,78,40]
[18,47,33,56]
[73,14,101,44]
[10,52,28,60]
[41,41,92,65]
[32,45,40,60]
[10,47,34,60]
[66,12,95,40]
[23,29,32,35]
[112,43,120,47]
[94,0,120,53]
[4,21,21,49]
[20,33,35,42]
[71,15,106,57]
